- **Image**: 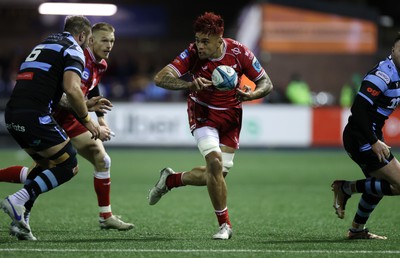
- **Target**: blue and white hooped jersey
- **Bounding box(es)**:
[7,32,85,112]
[359,55,400,118]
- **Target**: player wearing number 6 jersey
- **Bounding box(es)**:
[0,22,133,240]
[148,12,273,240]
[0,15,101,240]
[332,33,400,240]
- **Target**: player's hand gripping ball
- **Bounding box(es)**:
[212,65,238,91]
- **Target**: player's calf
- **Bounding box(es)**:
[24,142,78,199]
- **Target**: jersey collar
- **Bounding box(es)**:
[86,47,106,65]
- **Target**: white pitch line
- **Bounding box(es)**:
[1,249,400,254]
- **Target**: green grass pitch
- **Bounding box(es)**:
[1,148,400,257]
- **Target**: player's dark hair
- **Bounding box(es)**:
[193,12,224,36]
[92,22,115,33]
[64,15,91,36]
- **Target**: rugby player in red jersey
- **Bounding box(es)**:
[0,22,133,240]
[148,12,273,239]
[54,22,134,232]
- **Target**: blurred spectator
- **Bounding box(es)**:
[285,73,312,105]
[108,80,127,100]
[264,86,288,104]
[340,73,362,107]
[312,91,335,106]
[127,74,170,102]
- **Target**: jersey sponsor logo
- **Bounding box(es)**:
[179,49,189,60]
[16,72,34,80]
[366,87,381,97]
[252,57,262,73]
[202,65,208,71]
[82,68,90,81]
[232,47,241,56]
[375,70,390,84]
[6,122,26,132]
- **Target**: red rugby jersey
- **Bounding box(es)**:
[168,38,265,109]
[81,47,107,96]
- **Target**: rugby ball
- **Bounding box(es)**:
[211,65,238,91]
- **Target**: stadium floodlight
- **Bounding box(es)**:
[38,3,117,16]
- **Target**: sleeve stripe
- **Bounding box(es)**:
[64,66,82,76]
[364,74,387,91]
[357,92,373,105]
[253,70,266,82]
[42,44,63,52]
[377,107,392,117]
[167,64,182,77]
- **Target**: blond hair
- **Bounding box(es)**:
[92,22,115,34]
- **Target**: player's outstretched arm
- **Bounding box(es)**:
[154,66,212,91]
[154,66,190,90]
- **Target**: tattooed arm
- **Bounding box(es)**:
[154,65,212,91]
[236,74,274,102]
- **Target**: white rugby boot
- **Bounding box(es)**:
[99,215,134,231]
[1,197,30,233]
[148,167,174,205]
[213,223,233,240]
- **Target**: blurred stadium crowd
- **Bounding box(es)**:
[0,0,399,105]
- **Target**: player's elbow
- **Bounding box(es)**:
[266,83,274,95]
[153,72,162,86]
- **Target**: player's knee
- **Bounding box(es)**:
[103,154,111,169]
[206,152,223,176]
[222,152,235,174]
[64,151,78,176]
[94,153,111,171]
